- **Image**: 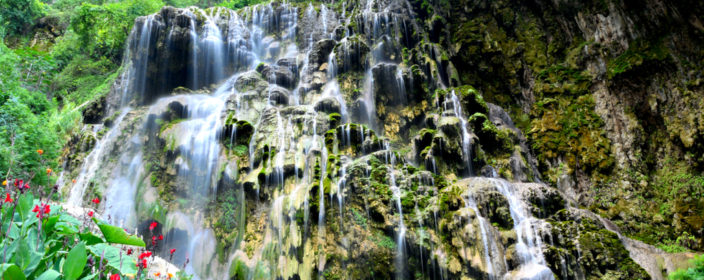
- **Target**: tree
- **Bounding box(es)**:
[0,0,45,37]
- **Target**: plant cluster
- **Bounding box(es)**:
[0,149,186,279]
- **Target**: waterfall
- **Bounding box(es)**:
[67,108,131,206]
[465,195,507,279]
[63,1,574,279]
[384,141,407,279]
[447,90,473,175]
[493,179,554,280]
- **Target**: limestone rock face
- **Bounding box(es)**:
[71,0,704,279]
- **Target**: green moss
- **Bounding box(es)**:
[529,94,613,181]
[468,112,512,155]
[328,113,342,127]
[229,258,249,280]
[535,64,592,96]
[371,232,396,250]
[351,208,367,226]
[233,144,248,157]
[607,39,670,79]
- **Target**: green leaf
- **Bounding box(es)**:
[16,192,34,220]
[42,215,59,236]
[36,269,61,280]
[15,237,42,275]
[3,237,20,261]
[79,272,99,280]
[88,243,137,275]
[93,218,145,247]
[63,242,87,280]
[54,213,81,236]
[79,232,104,245]
[0,263,26,280]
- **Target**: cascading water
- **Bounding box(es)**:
[61,0,591,279]
[385,141,408,280]
[465,194,507,279]
[448,90,473,175]
[68,108,131,206]
[493,179,554,280]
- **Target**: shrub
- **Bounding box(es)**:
[669,254,704,280]
[0,149,188,279]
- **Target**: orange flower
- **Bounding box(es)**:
[154,272,161,277]
[37,149,43,155]
[72,179,76,184]
[46,168,52,175]
[167,273,173,279]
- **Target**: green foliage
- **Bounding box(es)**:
[351,208,367,226]
[93,218,147,246]
[215,0,263,10]
[529,94,613,180]
[0,0,46,37]
[669,255,704,280]
[70,0,163,61]
[0,264,26,280]
[63,242,87,280]
[607,39,669,79]
[51,54,118,105]
[0,43,64,187]
[233,144,248,157]
[0,166,174,279]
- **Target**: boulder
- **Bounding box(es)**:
[309,39,336,67]
[267,86,290,106]
[314,97,342,114]
[256,63,296,89]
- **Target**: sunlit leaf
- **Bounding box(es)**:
[93,218,145,247]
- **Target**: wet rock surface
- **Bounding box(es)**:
[64,0,704,279]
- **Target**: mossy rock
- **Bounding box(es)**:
[468,112,512,155]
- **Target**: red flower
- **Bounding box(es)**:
[110,274,120,280]
[139,251,152,260]
[23,183,29,189]
[149,221,158,231]
[87,211,94,217]
[37,149,43,155]
[158,235,163,240]
[32,203,51,218]
[142,258,148,268]
[92,198,100,204]
[126,248,133,255]
[4,193,12,203]
[170,248,176,254]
